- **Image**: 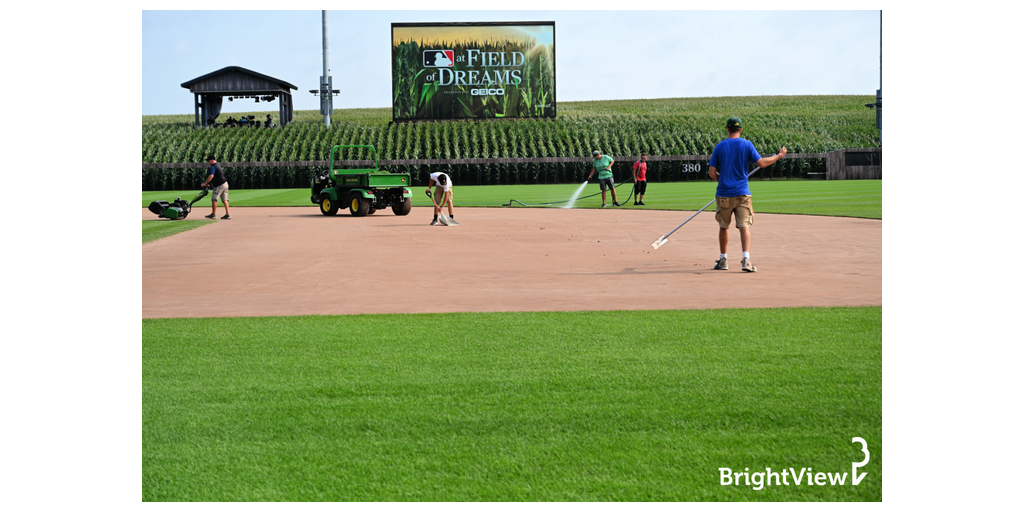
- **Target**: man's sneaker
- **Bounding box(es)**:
[714,257,728,270]
[613,202,622,207]
[741,257,757,272]
[602,204,609,208]
[221,214,231,220]
[430,219,438,225]
[205,213,216,219]
[638,201,646,205]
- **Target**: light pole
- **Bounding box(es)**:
[864,10,881,144]
[310,10,339,128]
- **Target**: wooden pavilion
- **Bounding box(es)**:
[181,66,297,127]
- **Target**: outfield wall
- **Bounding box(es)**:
[141,152,848,191]
[827,148,882,180]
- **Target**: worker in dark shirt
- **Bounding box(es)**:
[199,156,231,220]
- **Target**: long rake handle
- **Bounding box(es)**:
[426,189,444,210]
[659,197,717,240]
[652,167,762,246]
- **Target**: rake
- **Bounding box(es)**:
[651,167,760,250]
[426,190,460,226]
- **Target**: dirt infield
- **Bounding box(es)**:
[142,207,880,319]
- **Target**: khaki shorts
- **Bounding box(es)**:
[211,182,229,203]
[715,195,753,228]
[434,186,452,207]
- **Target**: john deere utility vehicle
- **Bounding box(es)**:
[311,145,412,216]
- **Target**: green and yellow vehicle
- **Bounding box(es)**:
[311,145,412,216]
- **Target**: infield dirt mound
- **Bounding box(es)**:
[142,207,880,319]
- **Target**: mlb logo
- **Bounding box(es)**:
[423,50,455,67]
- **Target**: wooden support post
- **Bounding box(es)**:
[285,94,293,126]
[194,94,201,127]
[278,94,285,128]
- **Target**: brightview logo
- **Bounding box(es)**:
[718,437,871,490]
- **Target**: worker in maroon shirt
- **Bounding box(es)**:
[632,153,648,206]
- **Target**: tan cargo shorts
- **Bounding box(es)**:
[211,182,229,203]
[434,186,452,206]
[715,195,753,228]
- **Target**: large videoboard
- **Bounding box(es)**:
[391,22,555,121]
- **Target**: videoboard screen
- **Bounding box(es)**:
[391,22,555,121]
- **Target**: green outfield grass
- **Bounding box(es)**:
[142,219,214,244]
[143,306,881,501]
[142,179,881,219]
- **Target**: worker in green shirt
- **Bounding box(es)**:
[586,150,622,207]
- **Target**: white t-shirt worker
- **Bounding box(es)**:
[427,172,454,225]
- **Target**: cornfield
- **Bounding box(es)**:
[142,95,879,190]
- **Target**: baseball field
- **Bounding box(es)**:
[142,178,881,500]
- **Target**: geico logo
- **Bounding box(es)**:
[470,88,505,96]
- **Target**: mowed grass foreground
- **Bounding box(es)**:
[143,307,881,501]
[142,179,881,219]
[142,219,213,244]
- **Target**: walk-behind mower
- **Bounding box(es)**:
[148,188,209,220]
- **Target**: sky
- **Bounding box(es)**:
[143,10,881,116]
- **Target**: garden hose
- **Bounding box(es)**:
[506,179,636,207]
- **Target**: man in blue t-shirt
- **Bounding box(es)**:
[707,117,787,272]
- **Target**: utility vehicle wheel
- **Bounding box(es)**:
[367,208,377,215]
[393,197,412,216]
[320,197,338,216]
[350,195,370,217]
